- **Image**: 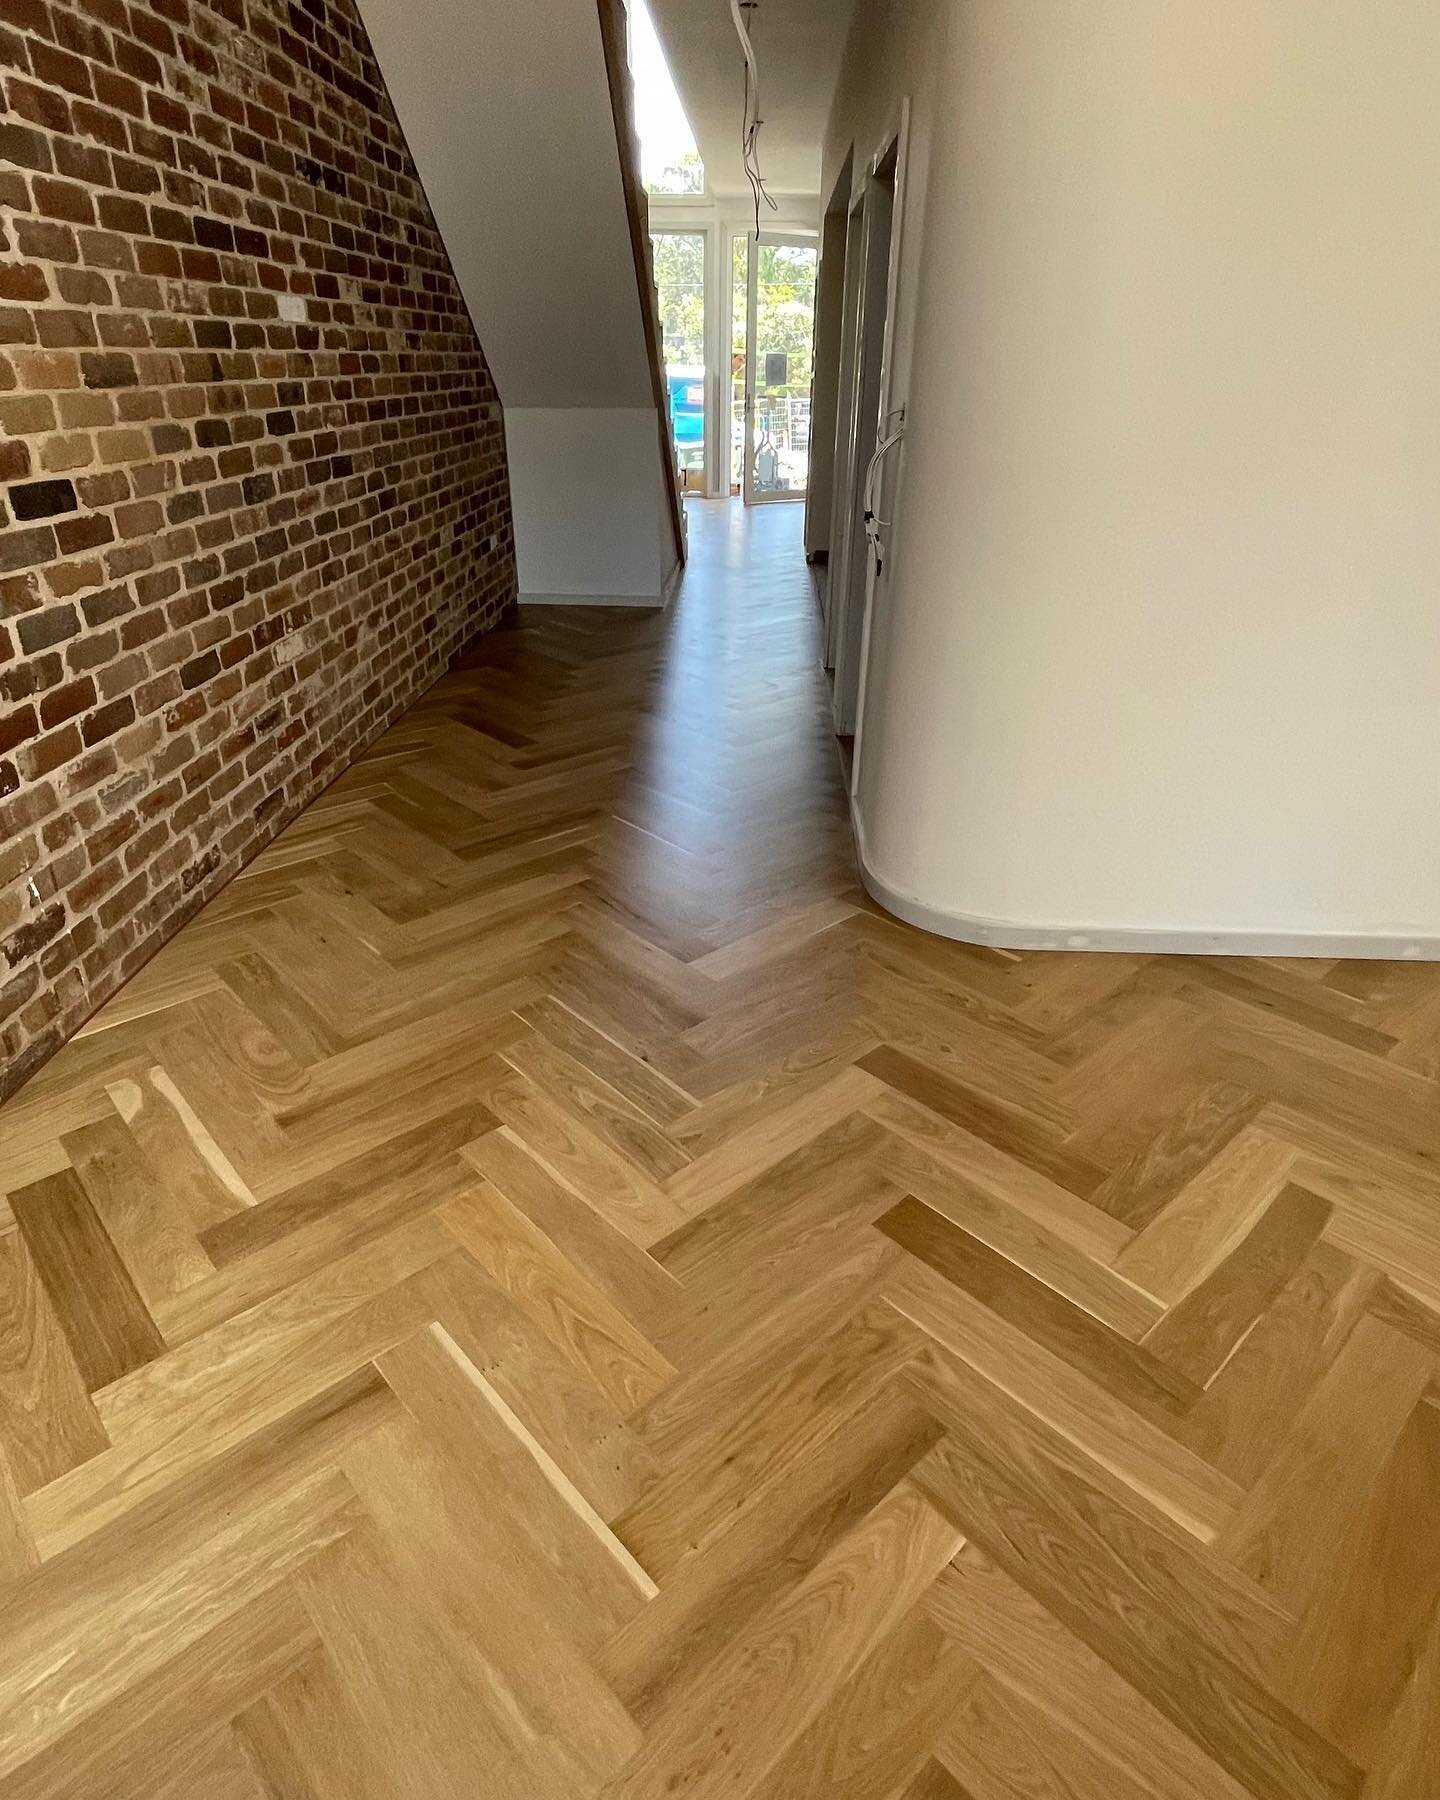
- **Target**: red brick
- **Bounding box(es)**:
[0,440,31,482]
[33,177,96,227]
[57,268,113,305]
[0,264,50,303]
[19,723,81,779]
[0,307,38,345]
[40,432,94,471]
[15,219,79,264]
[80,694,136,746]
[2,903,66,969]
[15,349,81,390]
[35,310,98,349]
[4,79,71,134]
[0,121,52,173]
[39,675,96,728]
[29,40,93,100]
[0,704,38,755]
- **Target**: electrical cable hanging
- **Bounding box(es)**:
[863,407,906,576]
[729,0,776,237]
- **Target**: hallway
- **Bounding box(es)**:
[0,497,1438,1796]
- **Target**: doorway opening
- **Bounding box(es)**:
[821,114,908,743]
[805,150,854,568]
[729,234,818,505]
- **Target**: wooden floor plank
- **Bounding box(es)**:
[294,1520,589,1800]
[341,1412,643,1791]
[462,1123,685,1333]
[1280,1391,1440,1764]
[0,1461,362,1779]
[376,1322,655,1639]
[877,1196,1198,1418]
[859,1042,1109,1200]
[1360,1596,1440,1800]
[1217,1314,1436,1611]
[744,1603,977,1800]
[617,1301,923,1581]
[0,1583,317,1800]
[63,1114,215,1310]
[1111,1127,1298,1305]
[885,1256,1241,1541]
[926,1548,1258,1800]
[912,1401,1355,1800]
[938,1671,1161,1800]
[596,1481,962,1800]
[442,1174,676,1410]
[597,1381,943,1724]
[7,1170,166,1392]
[1140,1181,1332,1386]
[0,1230,109,1500]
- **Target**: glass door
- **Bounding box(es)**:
[733,234,818,505]
[731,234,749,495]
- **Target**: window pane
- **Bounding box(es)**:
[731,235,748,491]
[751,242,817,496]
[651,231,706,478]
[629,0,704,196]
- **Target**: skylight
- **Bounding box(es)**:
[630,0,704,197]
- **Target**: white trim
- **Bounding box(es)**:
[831,106,909,736]
[649,221,719,497]
[850,100,911,792]
[649,200,816,501]
[849,798,1440,961]
[741,231,820,508]
[520,591,665,609]
[662,552,685,607]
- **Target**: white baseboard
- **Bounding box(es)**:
[850,797,1440,961]
[519,591,664,609]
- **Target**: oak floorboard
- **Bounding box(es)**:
[7,1170,166,1392]
[913,1424,1356,1800]
[937,1671,1162,1800]
[595,1481,962,1800]
[0,1582,317,1800]
[0,1230,109,1500]
[926,1548,1257,1800]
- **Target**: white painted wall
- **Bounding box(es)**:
[360,0,678,600]
[505,409,669,601]
[829,0,1440,952]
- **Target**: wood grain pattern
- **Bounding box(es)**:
[0,1231,108,1501]
[5,1172,164,1393]
[0,501,1436,1793]
[1141,1180,1333,1385]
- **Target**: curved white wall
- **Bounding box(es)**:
[838,1,1440,953]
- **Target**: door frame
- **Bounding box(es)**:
[647,219,722,498]
[805,150,855,566]
[830,103,910,743]
[739,230,819,507]
[823,192,867,671]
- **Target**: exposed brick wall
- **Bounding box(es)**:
[0,0,517,1100]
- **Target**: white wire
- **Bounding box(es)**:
[728,0,760,108]
[863,409,906,570]
[729,0,775,234]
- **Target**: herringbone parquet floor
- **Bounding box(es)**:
[1,499,1438,1798]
